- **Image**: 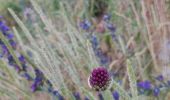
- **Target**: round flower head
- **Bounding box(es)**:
[88,67,111,91]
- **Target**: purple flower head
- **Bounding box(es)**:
[137,80,151,90]
[88,67,111,91]
[153,87,160,96]
[156,75,163,81]
[112,91,119,100]
[80,20,91,30]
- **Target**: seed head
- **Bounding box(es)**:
[88,67,111,91]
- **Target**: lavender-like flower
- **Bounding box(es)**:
[53,90,65,100]
[73,92,81,100]
[90,35,111,66]
[112,91,119,100]
[88,67,111,91]
[137,80,151,90]
[156,75,163,81]
[31,69,44,92]
[153,87,160,96]
[98,92,104,100]
[79,20,91,30]
[0,16,65,98]
[84,96,90,100]
[103,14,111,22]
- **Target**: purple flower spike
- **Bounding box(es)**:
[156,75,163,81]
[6,33,14,39]
[153,87,160,96]
[73,92,81,100]
[106,23,116,32]
[88,67,111,91]
[112,91,119,100]
[98,92,104,100]
[53,91,64,100]
[80,20,91,30]
[137,80,151,90]
[103,14,111,21]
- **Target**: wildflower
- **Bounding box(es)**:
[0,44,6,57]
[156,75,163,81]
[73,92,81,100]
[53,90,64,100]
[103,14,111,21]
[106,23,116,33]
[137,80,151,90]
[80,20,91,30]
[84,96,90,100]
[18,54,26,63]
[6,33,14,39]
[9,39,17,49]
[90,34,98,50]
[88,67,111,91]
[167,80,170,86]
[153,87,160,96]
[112,91,119,100]
[21,72,33,81]
[31,69,44,92]
[0,16,59,97]
[7,55,15,65]
[98,92,104,100]
[95,49,111,66]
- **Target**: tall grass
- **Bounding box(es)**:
[0,0,170,100]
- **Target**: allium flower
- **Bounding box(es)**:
[112,91,119,100]
[88,67,111,91]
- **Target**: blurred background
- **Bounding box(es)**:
[0,0,170,100]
